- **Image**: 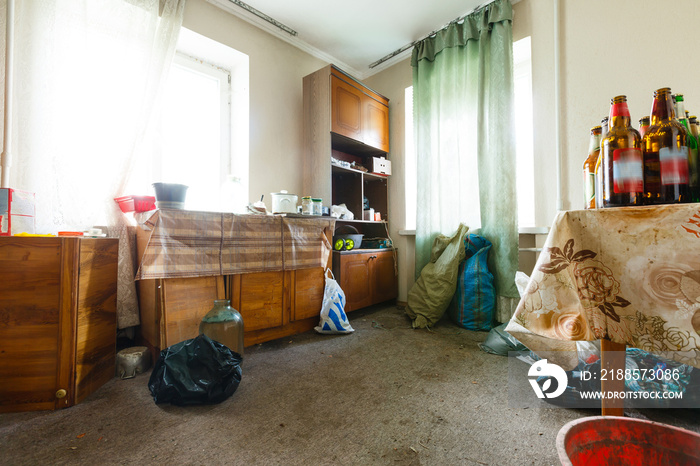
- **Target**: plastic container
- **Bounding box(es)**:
[199,299,244,357]
[152,183,188,210]
[557,416,700,465]
[270,190,298,214]
[114,195,156,213]
[333,224,363,250]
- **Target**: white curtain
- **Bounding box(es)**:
[1,0,186,328]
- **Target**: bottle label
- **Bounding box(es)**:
[585,172,595,207]
[610,102,631,118]
[659,146,690,185]
[613,148,643,193]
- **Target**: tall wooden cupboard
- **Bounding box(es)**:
[303,65,397,310]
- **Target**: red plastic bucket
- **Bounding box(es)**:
[557,416,700,465]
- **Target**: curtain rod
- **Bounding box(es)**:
[226,0,297,37]
[368,0,496,69]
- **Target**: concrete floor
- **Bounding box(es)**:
[1,304,698,465]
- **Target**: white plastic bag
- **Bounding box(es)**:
[314,269,354,334]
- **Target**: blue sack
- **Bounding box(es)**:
[448,234,495,331]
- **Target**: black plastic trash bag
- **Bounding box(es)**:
[148,334,242,406]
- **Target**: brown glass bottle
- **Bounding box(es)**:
[583,126,602,209]
[639,116,650,138]
[642,88,690,204]
[594,117,608,208]
[601,96,644,207]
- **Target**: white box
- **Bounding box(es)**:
[363,208,375,221]
[0,188,36,236]
[371,157,391,175]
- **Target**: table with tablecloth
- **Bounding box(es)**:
[134,209,335,279]
[133,209,336,350]
[506,204,700,371]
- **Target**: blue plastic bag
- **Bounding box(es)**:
[448,234,495,331]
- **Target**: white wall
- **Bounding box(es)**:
[185,0,700,302]
[514,0,700,220]
[364,59,414,303]
[182,0,327,208]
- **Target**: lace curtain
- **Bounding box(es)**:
[0,0,186,328]
[411,0,519,322]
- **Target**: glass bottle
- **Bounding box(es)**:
[601,116,609,136]
[674,95,699,202]
[199,299,244,357]
[690,115,699,140]
[643,88,690,204]
[583,125,602,209]
[639,116,650,138]
[595,117,609,208]
[601,96,644,207]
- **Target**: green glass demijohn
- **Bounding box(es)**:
[199,299,244,357]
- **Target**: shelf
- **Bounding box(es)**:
[334,218,387,224]
[333,247,395,255]
[331,163,389,179]
[331,132,387,158]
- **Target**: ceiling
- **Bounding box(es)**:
[208,0,490,79]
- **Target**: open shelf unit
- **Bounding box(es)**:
[302,64,390,232]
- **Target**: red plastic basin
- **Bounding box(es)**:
[557,416,700,466]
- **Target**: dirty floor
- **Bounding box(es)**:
[1,304,698,465]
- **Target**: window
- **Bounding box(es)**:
[513,37,535,227]
[405,86,417,230]
[149,28,249,212]
[403,37,535,228]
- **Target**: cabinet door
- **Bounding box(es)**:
[0,238,63,413]
[338,253,372,311]
[161,276,226,348]
[233,271,285,331]
[293,267,325,321]
[370,251,398,304]
[74,239,118,405]
[363,96,390,153]
[331,75,363,143]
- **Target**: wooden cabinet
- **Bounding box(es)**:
[332,249,398,312]
[0,237,118,413]
[330,73,389,153]
[303,65,390,223]
[331,74,363,143]
[228,268,327,346]
[304,64,396,313]
[362,90,390,153]
[135,222,332,352]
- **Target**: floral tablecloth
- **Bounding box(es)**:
[506,204,700,369]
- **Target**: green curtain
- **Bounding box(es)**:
[411,0,519,322]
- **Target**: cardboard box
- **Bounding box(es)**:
[371,157,391,175]
[0,188,36,236]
